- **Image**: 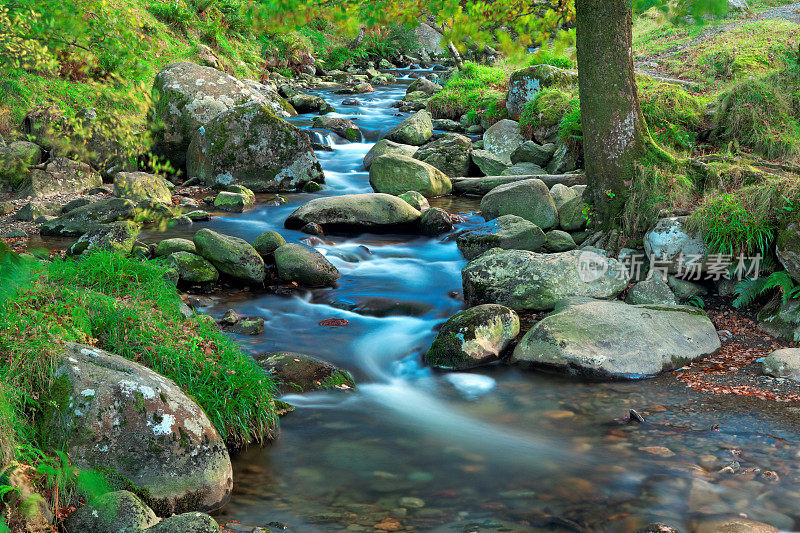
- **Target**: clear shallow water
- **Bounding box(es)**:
[139,75,800,532]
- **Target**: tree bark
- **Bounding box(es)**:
[576,0,653,225]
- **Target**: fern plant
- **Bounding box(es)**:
[732,270,800,308]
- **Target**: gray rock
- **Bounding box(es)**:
[407,77,442,95]
[776,222,800,281]
[432,119,462,132]
[285,193,421,232]
[511,141,557,167]
[558,196,588,232]
[506,65,578,120]
[462,249,629,311]
[549,183,578,210]
[146,512,221,533]
[502,162,546,176]
[312,116,361,142]
[482,120,524,163]
[384,110,433,146]
[727,0,750,12]
[692,517,776,533]
[274,243,340,287]
[762,348,800,381]
[114,172,172,204]
[511,299,721,380]
[193,228,266,284]
[424,304,520,370]
[151,62,277,167]
[187,102,324,193]
[480,178,558,230]
[67,221,140,256]
[759,298,800,342]
[626,277,678,305]
[289,93,335,114]
[363,139,419,170]
[369,154,452,197]
[667,275,708,301]
[14,200,62,221]
[63,491,158,533]
[55,344,232,515]
[419,207,452,236]
[62,197,92,213]
[15,157,101,199]
[545,230,576,252]
[398,191,430,211]
[256,352,355,393]
[414,133,472,178]
[471,149,509,176]
[252,230,286,255]
[167,251,219,284]
[155,238,197,257]
[213,191,254,212]
[456,215,546,260]
[643,217,707,274]
[40,198,136,237]
[241,79,296,117]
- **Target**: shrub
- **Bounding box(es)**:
[147,0,193,32]
[427,62,508,122]
[622,162,695,237]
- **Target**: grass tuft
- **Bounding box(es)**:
[428,62,508,122]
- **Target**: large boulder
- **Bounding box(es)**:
[482,120,524,163]
[480,178,558,230]
[414,133,472,178]
[15,157,101,198]
[40,198,136,237]
[762,348,800,381]
[512,141,557,167]
[151,62,272,167]
[193,228,266,284]
[273,243,340,287]
[256,352,356,393]
[424,304,520,370]
[462,249,629,311]
[369,153,452,197]
[407,77,442,96]
[285,193,422,232]
[456,215,545,260]
[502,162,546,176]
[471,149,509,176]
[312,116,361,142]
[549,183,578,210]
[54,344,233,515]
[114,171,172,204]
[643,217,707,274]
[626,277,678,305]
[412,23,447,58]
[288,93,335,114]
[167,251,219,284]
[384,110,434,146]
[558,196,588,232]
[241,79,297,117]
[67,221,140,256]
[213,191,254,213]
[154,238,196,257]
[63,491,158,533]
[506,65,578,120]
[511,299,721,380]
[363,139,419,170]
[186,102,324,193]
[146,512,221,533]
[758,298,800,342]
[253,230,286,255]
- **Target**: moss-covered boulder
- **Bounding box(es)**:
[758,298,800,342]
[544,229,576,252]
[253,230,286,255]
[187,102,324,193]
[480,178,558,230]
[414,133,473,178]
[40,198,137,237]
[63,491,158,533]
[626,277,678,305]
[776,222,800,282]
[286,193,422,232]
[558,196,588,232]
[193,228,266,284]
[213,191,254,212]
[419,207,453,236]
[510,299,721,380]
[154,238,196,257]
[14,200,61,221]
[762,348,800,381]
[15,157,101,199]
[456,215,546,260]
[398,191,430,211]
[483,119,524,163]
[369,154,452,197]
[550,183,578,210]
[407,77,442,95]
[273,243,340,287]
[471,149,509,176]
[502,162,546,176]
[425,304,520,370]
[256,352,355,393]
[242,79,297,118]
[289,93,335,114]
[0,141,41,188]
[462,249,629,311]
[167,251,219,284]
[114,172,172,204]
[67,221,141,256]
[54,344,233,515]
[506,65,578,120]
[363,139,419,170]
[312,116,361,142]
[146,512,221,533]
[151,62,272,168]
[384,110,434,146]
[511,141,557,167]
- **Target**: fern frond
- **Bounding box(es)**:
[732,276,769,308]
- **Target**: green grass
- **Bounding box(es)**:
[428,62,508,122]
[0,251,279,461]
[638,79,705,152]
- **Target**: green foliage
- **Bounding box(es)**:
[147,0,194,32]
[623,162,695,237]
[518,88,579,140]
[715,66,800,162]
[528,49,574,70]
[733,271,800,308]
[639,80,703,152]
[428,62,507,121]
[685,295,706,309]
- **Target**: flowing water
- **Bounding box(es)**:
[137,73,800,532]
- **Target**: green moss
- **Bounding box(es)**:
[428,62,508,122]
[518,88,580,141]
[638,80,704,152]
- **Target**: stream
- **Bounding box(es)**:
[142,73,800,532]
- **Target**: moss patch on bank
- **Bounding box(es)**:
[428,62,508,123]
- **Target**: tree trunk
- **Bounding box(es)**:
[576,0,653,225]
